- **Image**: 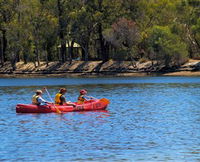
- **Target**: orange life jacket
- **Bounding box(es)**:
[77,95,86,104]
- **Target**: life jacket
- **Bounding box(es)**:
[32,94,40,105]
[55,93,63,105]
[77,95,85,104]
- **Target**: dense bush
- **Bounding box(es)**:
[145,26,188,67]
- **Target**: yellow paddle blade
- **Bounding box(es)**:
[55,107,62,114]
[99,98,110,104]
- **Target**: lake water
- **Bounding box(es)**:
[0,76,200,161]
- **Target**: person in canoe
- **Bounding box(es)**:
[77,89,95,104]
[77,89,88,104]
[55,88,76,107]
[32,90,50,105]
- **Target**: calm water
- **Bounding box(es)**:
[1,76,200,161]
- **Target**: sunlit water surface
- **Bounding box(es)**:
[0,76,200,161]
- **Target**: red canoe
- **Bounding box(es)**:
[16,99,109,113]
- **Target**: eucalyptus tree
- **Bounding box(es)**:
[146,26,188,67]
[133,0,190,65]
[6,3,20,70]
[40,0,58,63]
[104,18,141,61]
[95,0,124,61]
[62,0,124,61]
[188,0,200,57]
[30,0,58,66]
[13,0,40,65]
[81,0,126,61]
[0,0,16,65]
[1,0,200,68]
[69,0,100,61]
[55,0,80,62]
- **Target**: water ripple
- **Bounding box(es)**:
[1,77,200,161]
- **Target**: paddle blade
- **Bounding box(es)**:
[55,107,62,114]
[99,98,110,104]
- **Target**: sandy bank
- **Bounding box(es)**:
[0,60,200,77]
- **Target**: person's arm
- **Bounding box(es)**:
[85,95,94,100]
[82,95,88,101]
[60,95,66,105]
[37,97,48,104]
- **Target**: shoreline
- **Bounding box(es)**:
[0,72,154,78]
[1,71,200,78]
[1,60,200,78]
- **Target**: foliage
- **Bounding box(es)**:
[145,26,188,67]
[104,18,140,60]
[0,0,199,68]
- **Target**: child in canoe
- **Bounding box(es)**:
[77,89,95,104]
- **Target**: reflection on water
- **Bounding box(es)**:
[0,77,200,161]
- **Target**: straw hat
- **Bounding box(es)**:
[36,90,43,94]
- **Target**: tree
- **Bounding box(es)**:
[104,18,140,60]
[95,0,124,61]
[1,0,199,68]
[145,26,188,67]
[30,0,58,66]
[56,0,80,63]
[0,0,16,65]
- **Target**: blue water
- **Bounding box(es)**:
[1,76,200,161]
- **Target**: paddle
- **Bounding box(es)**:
[99,98,110,104]
[43,88,62,114]
[86,96,110,104]
[85,95,97,100]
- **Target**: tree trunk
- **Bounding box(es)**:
[47,44,53,61]
[97,0,108,62]
[35,40,40,66]
[36,47,40,67]
[68,40,73,64]
[81,42,89,61]
[57,0,66,63]
[98,23,108,61]
[84,45,89,61]
[81,48,85,61]
[98,23,106,61]
[104,42,110,61]
[11,51,17,71]
[45,50,49,66]
[16,0,21,62]
[2,30,7,62]
[23,51,28,64]
[33,60,37,68]
[60,39,66,63]
[70,40,74,59]
[0,37,4,65]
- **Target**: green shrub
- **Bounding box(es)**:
[146,26,188,67]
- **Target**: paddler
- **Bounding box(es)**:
[32,89,50,105]
[77,89,94,104]
[55,88,76,107]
